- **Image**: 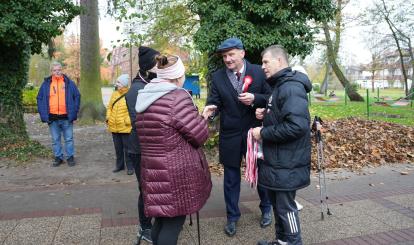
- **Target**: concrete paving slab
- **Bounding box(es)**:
[386,194,414,209]
[349,199,393,214]
[54,214,101,245]
[236,213,274,244]
[177,225,196,245]
[297,205,327,223]
[0,220,18,243]
[100,225,137,245]
[341,214,393,235]
[185,216,240,245]
[54,228,100,245]
[59,214,101,229]
[4,217,60,245]
[372,211,414,229]
[301,218,358,244]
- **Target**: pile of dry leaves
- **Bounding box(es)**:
[207,118,414,175]
[312,118,414,170]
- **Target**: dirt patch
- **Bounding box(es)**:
[0,114,137,190]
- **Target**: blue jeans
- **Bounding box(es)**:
[224,165,271,222]
[48,119,74,159]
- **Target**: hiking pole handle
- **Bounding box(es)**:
[312,116,323,143]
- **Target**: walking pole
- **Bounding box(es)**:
[136,234,143,245]
[196,212,201,245]
[312,116,332,220]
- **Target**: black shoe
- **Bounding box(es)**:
[260,212,272,228]
[112,167,124,173]
[67,156,76,167]
[257,240,284,245]
[52,157,63,167]
[127,169,134,175]
[224,221,236,237]
[137,227,152,243]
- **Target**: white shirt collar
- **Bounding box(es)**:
[233,62,245,74]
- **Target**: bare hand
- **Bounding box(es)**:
[252,127,262,141]
[202,105,217,120]
[238,92,255,105]
[255,108,265,120]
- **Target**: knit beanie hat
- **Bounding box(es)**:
[139,46,160,72]
[116,74,129,87]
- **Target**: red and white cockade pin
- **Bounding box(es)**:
[242,75,253,93]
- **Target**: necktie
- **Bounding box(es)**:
[236,71,241,81]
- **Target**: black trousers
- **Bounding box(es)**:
[268,190,303,245]
[129,153,152,230]
[151,215,186,245]
[112,133,133,170]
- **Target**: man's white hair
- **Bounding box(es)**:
[50,61,62,70]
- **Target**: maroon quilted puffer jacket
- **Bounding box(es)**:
[136,88,212,217]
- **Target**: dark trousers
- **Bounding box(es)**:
[112,133,133,171]
[129,153,152,230]
[224,165,271,222]
[151,215,186,245]
[268,190,302,245]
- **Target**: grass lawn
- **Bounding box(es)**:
[194,88,414,126]
[310,89,413,126]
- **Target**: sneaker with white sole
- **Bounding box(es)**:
[136,227,152,244]
[295,200,304,211]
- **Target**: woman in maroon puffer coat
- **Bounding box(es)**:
[135,54,212,245]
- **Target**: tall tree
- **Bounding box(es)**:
[148,4,198,50]
[80,0,105,122]
[367,0,414,96]
[0,1,80,138]
[190,0,335,95]
[190,0,335,65]
[322,0,364,101]
[364,26,389,93]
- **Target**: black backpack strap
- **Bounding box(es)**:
[111,93,126,109]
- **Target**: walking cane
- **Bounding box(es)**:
[312,116,332,220]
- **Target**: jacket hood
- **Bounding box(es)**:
[135,80,177,113]
[267,67,312,93]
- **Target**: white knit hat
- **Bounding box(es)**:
[292,65,308,76]
[156,56,185,80]
[116,74,129,87]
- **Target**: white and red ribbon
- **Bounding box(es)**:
[245,128,262,188]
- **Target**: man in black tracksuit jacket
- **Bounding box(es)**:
[253,45,312,245]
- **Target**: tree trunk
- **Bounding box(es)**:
[381,0,409,96]
[371,72,375,93]
[0,42,30,139]
[323,21,364,101]
[319,62,330,95]
[79,0,105,122]
[406,39,414,99]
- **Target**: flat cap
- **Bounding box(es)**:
[216,38,244,52]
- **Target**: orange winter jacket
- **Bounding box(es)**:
[49,75,67,115]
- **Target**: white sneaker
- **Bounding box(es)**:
[277,240,288,245]
[295,200,304,211]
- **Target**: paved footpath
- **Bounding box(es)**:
[1,163,414,245]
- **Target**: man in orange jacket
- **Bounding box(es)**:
[37,62,80,167]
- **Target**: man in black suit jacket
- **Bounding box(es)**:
[202,38,272,237]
